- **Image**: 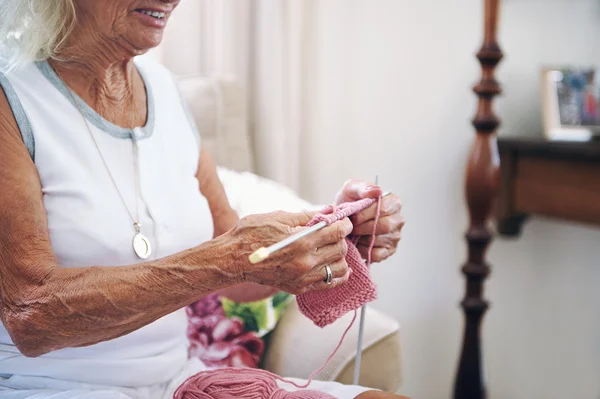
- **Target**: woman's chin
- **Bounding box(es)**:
[124,33,165,56]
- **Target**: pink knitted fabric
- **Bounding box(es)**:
[174,198,382,398]
[296,198,379,328]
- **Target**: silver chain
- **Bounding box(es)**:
[54,66,142,229]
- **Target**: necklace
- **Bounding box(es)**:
[55,67,152,260]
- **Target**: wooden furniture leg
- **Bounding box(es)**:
[453,1,503,398]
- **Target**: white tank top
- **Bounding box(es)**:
[0,56,214,387]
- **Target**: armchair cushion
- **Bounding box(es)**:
[177,75,255,173]
[178,75,402,391]
[263,301,401,392]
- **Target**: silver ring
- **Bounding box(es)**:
[324,265,333,285]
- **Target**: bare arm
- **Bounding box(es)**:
[195,148,278,302]
[195,148,239,238]
[0,90,352,357]
[0,91,241,357]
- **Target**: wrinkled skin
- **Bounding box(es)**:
[335,180,404,262]
[0,0,405,397]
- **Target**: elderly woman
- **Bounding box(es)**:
[0,1,406,398]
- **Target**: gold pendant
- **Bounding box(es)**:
[132,223,152,260]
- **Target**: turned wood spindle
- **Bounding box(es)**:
[453,1,503,399]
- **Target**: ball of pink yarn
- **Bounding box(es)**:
[174,197,383,399]
[173,367,336,399]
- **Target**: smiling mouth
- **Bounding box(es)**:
[135,9,166,19]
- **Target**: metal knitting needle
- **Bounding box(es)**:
[248,191,391,264]
[353,175,378,385]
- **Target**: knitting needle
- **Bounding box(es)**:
[353,175,378,385]
[248,191,391,264]
[354,305,367,385]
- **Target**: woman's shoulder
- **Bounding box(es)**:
[0,62,43,84]
[0,64,38,160]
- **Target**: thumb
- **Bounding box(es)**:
[336,179,383,204]
[277,210,320,228]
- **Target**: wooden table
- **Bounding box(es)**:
[496,136,600,236]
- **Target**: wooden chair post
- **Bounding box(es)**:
[453,1,503,398]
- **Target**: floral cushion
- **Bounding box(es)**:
[186,292,293,368]
[185,169,315,369]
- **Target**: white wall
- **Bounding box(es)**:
[299,1,600,399]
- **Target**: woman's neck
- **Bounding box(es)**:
[49,45,147,129]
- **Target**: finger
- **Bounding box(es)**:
[307,217,353,247]
[303,258,349,286]
[336,179,383,203]
[351,195,402,226]
[357,231,401,248]
[304,266,351,293]
[277,210,320,228]
[311,270,351,292]
[313,239,348,266]
[353,213,405,236]
[357,245,396,263]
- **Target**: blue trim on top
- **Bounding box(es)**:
[0,72,35,160]
[35,60,155,140]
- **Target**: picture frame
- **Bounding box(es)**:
[541,67,600,141]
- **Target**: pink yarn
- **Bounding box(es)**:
[173,368,333,399]
[174,197,382,399]
[174,312,358,399]
[297,198,380,328]
[306,198,378,227]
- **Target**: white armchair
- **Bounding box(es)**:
[177,75,402,392]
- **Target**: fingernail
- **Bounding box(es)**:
[365,185,379,191]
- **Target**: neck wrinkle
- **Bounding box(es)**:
[48,56,146,129]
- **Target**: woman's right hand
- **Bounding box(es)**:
[221,211,353,295]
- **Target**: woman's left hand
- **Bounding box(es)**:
[335,179,404,263]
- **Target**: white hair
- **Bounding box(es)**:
[0,0,76,72]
